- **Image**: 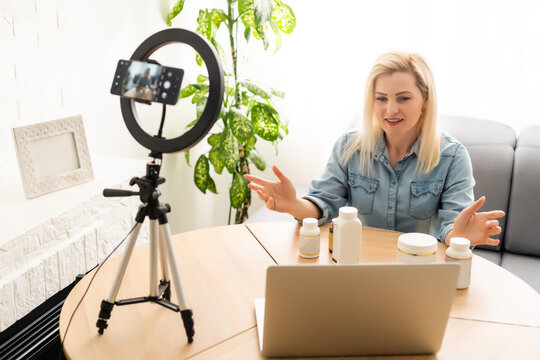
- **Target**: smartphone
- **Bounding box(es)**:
[110,59,184,105]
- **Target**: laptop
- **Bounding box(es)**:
[255,263,459,357]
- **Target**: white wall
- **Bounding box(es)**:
[2,0,540,237]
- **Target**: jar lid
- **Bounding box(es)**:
[398,233,437,255]
[339,206,358,220]
[302,217,318,228]
[450,237,471,252]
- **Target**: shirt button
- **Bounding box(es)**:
[392,181,396,185]
[351,181,355,185]
[434,189,438,193]
[389,205,393,210]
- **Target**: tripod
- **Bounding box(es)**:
[95,158,194,343]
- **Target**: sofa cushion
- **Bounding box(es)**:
[473,248,502,266]
[516,125,540,149]
[505,126,540,256]
[439,114,516,147]
[501,253,540,294]
[465,145,514,251]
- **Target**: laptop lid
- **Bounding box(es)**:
[256,263,459,357]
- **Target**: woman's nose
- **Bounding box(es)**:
[386,101,399,115]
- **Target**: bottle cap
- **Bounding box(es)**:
[302,217,318,229]
[450,237,471,252]
[398,233,437,255]
[339,206,358,220]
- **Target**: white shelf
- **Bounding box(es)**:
[0,155,146,245]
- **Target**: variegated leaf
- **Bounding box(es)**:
[167,0,185,26]
[207,175,217,194]
[272,0,296,34]
[240,80,271,99]
[185,149,191,166]
[192,87,209,104]
[209,146,225,174]
[251,103,279,141]
[196,97,207,118]
[221,128,240,173]
[185,118,197,129]
[194,154,210,193]
[211,8,227,27]
[244,135,257,157]
[229,108,253,142]
[249,151,266,171]
[269,18,282,52]
[196,9,212,39]
[207,133,221,147]
[230,172,250,208]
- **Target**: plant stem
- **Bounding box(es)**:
[227,0,251,224]
[227,0,241,108]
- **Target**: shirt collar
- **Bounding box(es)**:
[374,133,420,162]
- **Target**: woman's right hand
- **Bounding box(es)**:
[244,165,298,213]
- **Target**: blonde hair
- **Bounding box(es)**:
[341,52,441,175]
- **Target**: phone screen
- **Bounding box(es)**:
[120,61,162,102]
[111,60,183,105]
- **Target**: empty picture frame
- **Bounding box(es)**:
[12,115,94,199]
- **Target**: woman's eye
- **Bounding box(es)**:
[375,97,387,102]
[398,97,411,103]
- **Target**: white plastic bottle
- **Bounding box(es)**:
[299,218,320,258]
[445,237,473,289]
[334,207,362,264]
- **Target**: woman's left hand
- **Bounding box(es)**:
[447,196,505,246]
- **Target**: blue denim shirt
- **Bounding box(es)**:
[304,131,475,242]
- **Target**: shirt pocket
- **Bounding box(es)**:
[409,180,444,220]
[349,174,379,214]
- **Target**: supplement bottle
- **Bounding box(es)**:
[445,237,472,289]
[397,233,437,264]
[299,218,320,259]
[335,207,362,264]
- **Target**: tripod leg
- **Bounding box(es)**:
[149,220,159,297]
[159,223,194,343]
[96,222,143,334]
[158,226,170,300]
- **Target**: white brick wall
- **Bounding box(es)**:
[0,179,148,331]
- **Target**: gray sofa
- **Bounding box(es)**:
[440,115,540,293]
[247,115,540,293]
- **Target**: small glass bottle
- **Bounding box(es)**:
[328,217,338,254]
[397,233,438,264]
[335,207,362,264]
[299,218,320,259]
[445,237,472,289]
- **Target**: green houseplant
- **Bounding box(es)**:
[166,0,296,224]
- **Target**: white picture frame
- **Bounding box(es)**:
[12,115,94,199]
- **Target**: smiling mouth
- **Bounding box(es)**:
[386,118,403,123]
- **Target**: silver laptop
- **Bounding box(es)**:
[255,263,459,357]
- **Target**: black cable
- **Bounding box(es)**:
[60,222,138,352]
[157,103,167,138]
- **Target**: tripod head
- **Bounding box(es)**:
[103,157,170,212]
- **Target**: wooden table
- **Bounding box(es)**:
[60,222,540,359]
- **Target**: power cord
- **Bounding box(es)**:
[60,222,138,354]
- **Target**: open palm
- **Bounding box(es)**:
[452,197,505,246]
[244,165,297,213]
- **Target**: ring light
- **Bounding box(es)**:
[120,28,224,153]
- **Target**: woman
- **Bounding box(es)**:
[245,52,503,246]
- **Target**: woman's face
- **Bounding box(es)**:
[373,71,425,140]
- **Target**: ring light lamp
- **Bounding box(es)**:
[120,28,224,153]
